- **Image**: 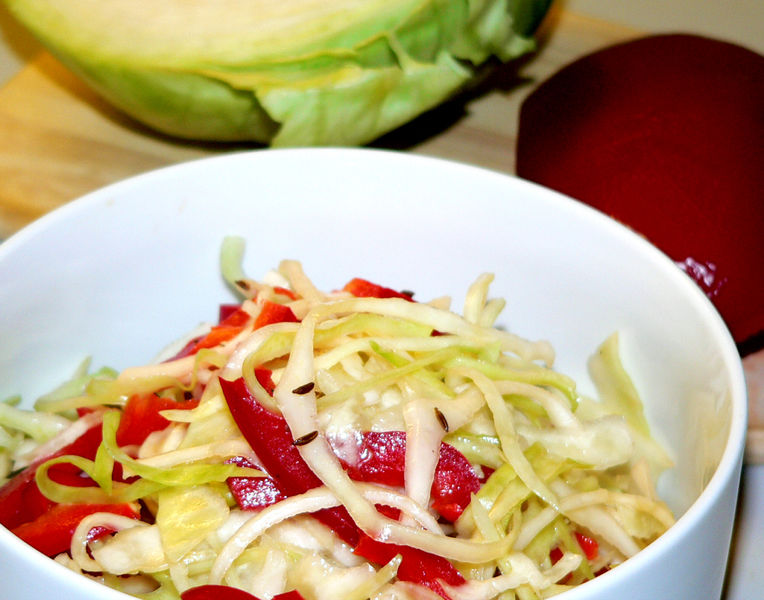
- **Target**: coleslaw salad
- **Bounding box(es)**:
[0,236,674,600]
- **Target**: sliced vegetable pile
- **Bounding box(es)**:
[0,237,674,600]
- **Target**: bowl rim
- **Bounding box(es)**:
[0,147,749,598]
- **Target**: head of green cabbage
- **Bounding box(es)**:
[5,0,552,146]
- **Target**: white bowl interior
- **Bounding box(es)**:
[0,148,747,599]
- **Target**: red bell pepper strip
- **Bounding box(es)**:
[337,430,481,522]
[222,378,324,496]
[0,466,56,532]
[167,336,204,360]
[218,304,244,322]
[254,368,276,395]
[116,393,199,447]
[220,377,465,599]
[0,423,103,530]
[45,423,107,488]
[171,299,298,360]
[181,586,305,600]
[550,531,599,565]
[574,531,599,561]
[11,502,139,557]
[192,307,252,353]
[226,456,287,510]
[341,278,448,335]
[253,300,298,330]
[343,278,415,301]
[273,286,299,301]
[354,533,465,593]
[171,305,254,360]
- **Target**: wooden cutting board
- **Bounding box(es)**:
[1,8,760,463]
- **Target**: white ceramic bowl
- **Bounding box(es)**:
[0,148,747,599]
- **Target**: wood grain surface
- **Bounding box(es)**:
[0,7,760,462]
